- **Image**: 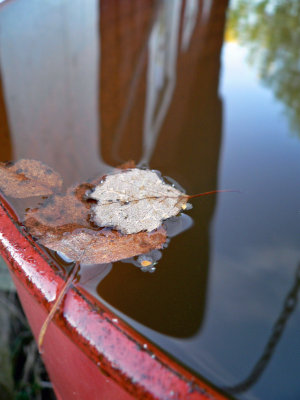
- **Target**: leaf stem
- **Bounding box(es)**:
[99,190,238,205]
[187,189,239,199]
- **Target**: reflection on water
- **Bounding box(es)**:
[1,1,300,400]
[0,0,107,185]
[223,263,300,395]
[0,0,224,360]
[0,70,11,161]
[140,0,181,165]
[96,0,225,337]
[228,0,300,135]
[212,39,300,399]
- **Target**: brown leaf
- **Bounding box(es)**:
[0,159,63,198]
[25,179,167,265]
[37,227,167,265]
[25,185,91,237]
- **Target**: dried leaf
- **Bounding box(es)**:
[89,168,188,234]
[25,179,167,265]
[37,228,166,265]
[25,185,91,237]
[0,159,63,198]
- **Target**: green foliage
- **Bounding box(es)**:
[228,0,300,134]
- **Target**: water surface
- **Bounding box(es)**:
[1,1,300,399]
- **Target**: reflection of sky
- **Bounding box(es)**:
[209,42,300,399]
[109,42,300,400]
[2,1,299,397]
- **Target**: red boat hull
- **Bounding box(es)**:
[0,200,229,400]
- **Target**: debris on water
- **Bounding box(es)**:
[137,251,161,272]
[0,159,63,198]
[121,249,162,272]
[89,168,188,234]
[140,260,152,267]
[0,158,230,272]
[182,202,193,210]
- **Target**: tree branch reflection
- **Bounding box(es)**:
[228,0,300,134]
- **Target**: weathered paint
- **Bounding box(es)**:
[0,197,229,400]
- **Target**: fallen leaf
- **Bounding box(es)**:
[89,168,188,234]
[37,227,167,265]
[0,159,63,198]
[25,185,91,237]
[24,179,167,265]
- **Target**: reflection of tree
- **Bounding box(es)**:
[228,0,300,134]
[98,0,228,337]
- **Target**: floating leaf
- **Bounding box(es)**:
[37,228,166,265]
[25,180,167,265]
[0,159,63,198]
[89,168,188,234]
[25,185,91,237]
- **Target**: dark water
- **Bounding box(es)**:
[1,1,300,399]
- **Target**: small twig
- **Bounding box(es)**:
[38,236,98,353]
[38,261,80,353]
